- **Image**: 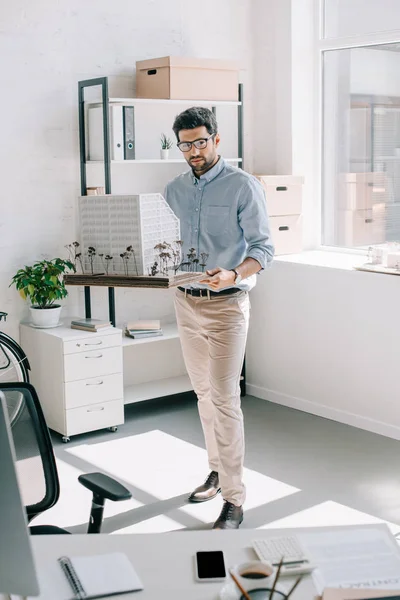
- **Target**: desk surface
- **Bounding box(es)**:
[23,523,397,600]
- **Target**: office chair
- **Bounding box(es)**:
[0,382,131,535]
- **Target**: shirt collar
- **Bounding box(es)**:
[191,156,225,185]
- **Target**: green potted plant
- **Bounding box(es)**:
[160,133,173,159]
[10,258,75,328]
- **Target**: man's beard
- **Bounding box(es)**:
[189,154,215,172]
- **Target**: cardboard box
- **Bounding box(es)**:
[270,215,303,255]
[385,252,400,268]
[340,172,387,211]
[255,175,303,217]
[337,205,385,247]
[136,56,239,101]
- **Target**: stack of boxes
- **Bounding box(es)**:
[255,175,304,255]
[337,172,387,247]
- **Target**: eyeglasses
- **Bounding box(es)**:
[177,135,215,152]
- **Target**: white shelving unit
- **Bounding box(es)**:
[124,375,192,405]
[122,323,192,405]
[77,76,245,412]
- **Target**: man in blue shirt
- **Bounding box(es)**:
[164,107,273,529]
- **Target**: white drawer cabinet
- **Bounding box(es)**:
[20,322,124,442]
[64,346,123,382]
[65,399,124,437]
[63,332,122,354]
[65,373,124,409]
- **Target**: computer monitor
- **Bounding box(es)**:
[0,391,40,597]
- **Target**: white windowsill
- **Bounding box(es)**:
[274,250,367,271]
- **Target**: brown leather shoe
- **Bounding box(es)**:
[188,471,221,503]
[212,501,243,529]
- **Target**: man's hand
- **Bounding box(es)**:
[198,267,236,290]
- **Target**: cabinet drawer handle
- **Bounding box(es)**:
[85,381,104,386]
[87,406,105,412]
[84,341,103,346]
[85,354,103,359]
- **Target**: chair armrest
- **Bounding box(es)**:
[78,472,132,502]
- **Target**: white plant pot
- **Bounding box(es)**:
[29,305,62,328]
[160,149,169,160]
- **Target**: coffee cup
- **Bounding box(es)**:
[238,591,286,599]
[230,561,287,599]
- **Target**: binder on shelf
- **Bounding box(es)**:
[123,106,135,159]
[88,105,134,161]
[111,105,124,161]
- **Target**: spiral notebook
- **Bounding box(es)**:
[56,553,143,599]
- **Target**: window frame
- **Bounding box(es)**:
[316,0,400,253]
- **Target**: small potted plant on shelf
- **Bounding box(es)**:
[160,133,173,160]
[10,258,75,328]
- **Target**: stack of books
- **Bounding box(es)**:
[125,320,163,339]
[71,318,112,332]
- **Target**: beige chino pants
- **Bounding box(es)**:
[174,289,250,506]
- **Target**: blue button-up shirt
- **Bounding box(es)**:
[164,157,274,291]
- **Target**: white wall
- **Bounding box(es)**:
[247,260,400,439]
[252,0,293,176]
[252,0,318,248]
[291,0,318,249]
[1,0,253,340]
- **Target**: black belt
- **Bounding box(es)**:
[177,286,241,297]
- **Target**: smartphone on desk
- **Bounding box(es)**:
[194,550,227,582]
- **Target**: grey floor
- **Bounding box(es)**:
[37,393,400,534]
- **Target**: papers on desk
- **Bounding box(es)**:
[322,589,400,599]
[299,527,400,595]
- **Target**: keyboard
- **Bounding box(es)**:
[252,536,316,577]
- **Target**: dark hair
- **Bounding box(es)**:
[172,107,218,141]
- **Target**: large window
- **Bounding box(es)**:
[321,2,400,248]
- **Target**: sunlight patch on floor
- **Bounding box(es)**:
[258,500,400,535]
[66,430,300,506]
[66,430,300,527]
[32,458,143,530]
[66,430,218,499]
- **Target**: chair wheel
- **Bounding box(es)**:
[62,436,70,443]
[108,426,118,432]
